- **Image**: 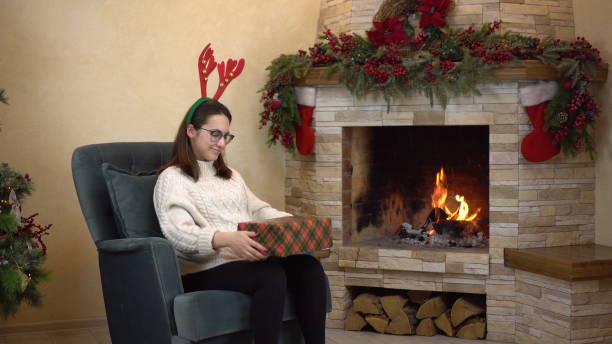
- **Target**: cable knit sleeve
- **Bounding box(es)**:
[232,169,292,220]
[153,169,218,261]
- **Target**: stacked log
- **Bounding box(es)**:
[345,292,418,335]
[345,291,486,340]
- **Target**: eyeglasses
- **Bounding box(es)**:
[198,127,235,144]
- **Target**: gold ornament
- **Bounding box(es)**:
[16,269,31,292]
[219,83,225,87]
[229,72,234,77]
[558,112,569,123]
[9,189,21,221]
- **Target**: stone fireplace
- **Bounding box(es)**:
[281,0,609,342]
[285,81,597,342]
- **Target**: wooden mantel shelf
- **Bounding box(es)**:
[504,245,612,281]
[295,60,608,86]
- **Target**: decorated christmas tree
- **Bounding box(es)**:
[0,92,51,319]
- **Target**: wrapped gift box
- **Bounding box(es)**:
[237,216,332,257]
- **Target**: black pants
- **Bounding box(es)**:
[182,254,327,344]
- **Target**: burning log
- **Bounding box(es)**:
[430,168,481,223]
[433,220,479,238]
[392,167,487,248]
[427,207,449,224]
[422,207,479,237]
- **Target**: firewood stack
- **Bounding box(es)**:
[345,291,486,340]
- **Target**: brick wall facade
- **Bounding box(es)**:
[515,271,612,343]
[317,0,575,41]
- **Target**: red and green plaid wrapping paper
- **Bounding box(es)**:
[237,216,333,257]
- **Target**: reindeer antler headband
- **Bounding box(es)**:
[186,43,246,125]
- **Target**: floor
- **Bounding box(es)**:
[0,327,110,344]
[0,327,501,343]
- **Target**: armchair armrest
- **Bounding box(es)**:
[97,236,174,253]
[96,237,183,344]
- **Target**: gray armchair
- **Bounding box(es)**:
[71,142,330,344]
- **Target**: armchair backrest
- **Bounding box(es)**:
[71,142,172,243]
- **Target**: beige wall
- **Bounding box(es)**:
[0,0,609,328]
[0,0,320,325]
[574,0,612,246]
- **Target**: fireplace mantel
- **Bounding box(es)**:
[301,2,612,342]
[295,60,608,86]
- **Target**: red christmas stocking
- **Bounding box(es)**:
[294,87,316,155]
[519,81,560,162]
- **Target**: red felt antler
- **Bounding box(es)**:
[198,43,217,98]
[213,58,245,100]
[197,43,245,100]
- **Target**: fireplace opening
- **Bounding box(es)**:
[343,125,489,248]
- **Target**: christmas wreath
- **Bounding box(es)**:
[258,0,603,158]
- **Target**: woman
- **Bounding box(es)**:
[153,98,327,344]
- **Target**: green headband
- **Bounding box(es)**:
[186,97,212,126]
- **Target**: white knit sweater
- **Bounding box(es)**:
[153,160,291,275]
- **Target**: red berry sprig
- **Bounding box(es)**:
[17,213,52,255]
[309,43,335,66]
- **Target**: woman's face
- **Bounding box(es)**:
[187,114,231,161]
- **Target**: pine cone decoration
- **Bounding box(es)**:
[279,72,296,86]
[373,0,413,22]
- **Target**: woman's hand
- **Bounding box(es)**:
[213,231,268,261]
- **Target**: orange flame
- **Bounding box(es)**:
[431,168,480,223]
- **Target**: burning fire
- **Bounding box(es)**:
[430,168,480,223]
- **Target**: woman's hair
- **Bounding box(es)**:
[159,99,233,181]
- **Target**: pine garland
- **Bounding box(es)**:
[0,163,51,319]
[258,0,604,158]
[258,54,311,151]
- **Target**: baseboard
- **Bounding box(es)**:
[0,317,108,335]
